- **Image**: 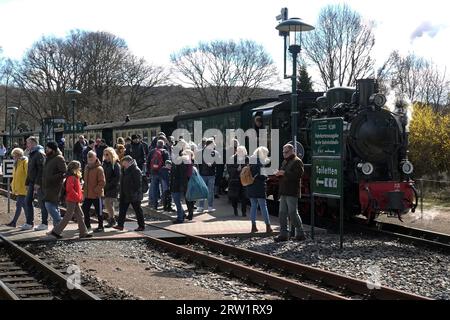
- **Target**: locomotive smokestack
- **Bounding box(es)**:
[357,79,377,107]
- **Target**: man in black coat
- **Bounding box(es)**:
[113,156,145,232]
[95,139,107,163]
[73,135,87,162]
[125,135,147,171]
[274,144,306,242]
[41,142,67,228]
[22,136,49,231]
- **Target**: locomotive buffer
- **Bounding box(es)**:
[311,118,344,249]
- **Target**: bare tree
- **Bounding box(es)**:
[379,51,449,111]
[0,50,13,131]
[10,30,168,127]
[170,40,278,109]
[303,4,375,89]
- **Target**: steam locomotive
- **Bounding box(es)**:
[264,79,418,222]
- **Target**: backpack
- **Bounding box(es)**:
[240,165,255,187]
[59,177,68,204]
[150,149,164,172]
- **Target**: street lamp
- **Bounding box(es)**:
[7,106,19,155]
[66,89,81,160]
[276,9,314,154]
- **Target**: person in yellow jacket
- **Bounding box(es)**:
[6,148,28,227]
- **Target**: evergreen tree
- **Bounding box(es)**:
[298,65,313,92]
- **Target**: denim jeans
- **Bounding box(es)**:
[278,195,304,237]
[44,202,62,227]
[25,184,48,226]
[11,195,26,226]
[149,173,166,207]
[172,192,185,222]
[249,198,271,225]
[198,175,215,209]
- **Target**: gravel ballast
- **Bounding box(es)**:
[216,234,450,299]
[24,240,282,300]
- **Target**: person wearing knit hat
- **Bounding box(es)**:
[46,141,59,152]
[41,141,67,232]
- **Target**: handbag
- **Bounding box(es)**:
[186,167,209,201]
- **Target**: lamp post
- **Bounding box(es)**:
[7,107,19,155]
[66,89,81,160]
[276,9,314,154]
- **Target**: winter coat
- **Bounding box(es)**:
[11,157,28,196]
[42,151,67,204]
[66,175,83,203]
[83,159,105,199]
[95,145,107,163]
[169,155,191,194]
[197,148,220,176]
[120,160,143,203]
[103,161,121,198]
[279,155,304,198]
[126,142,146,168]
[246,156,268,199]
[227,155,248,200]
[25,145,45,186]
[73,140,86,161]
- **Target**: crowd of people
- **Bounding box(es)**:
[3,125,307,242]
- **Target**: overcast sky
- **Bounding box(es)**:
[0,0,448,90]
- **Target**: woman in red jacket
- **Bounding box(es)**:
[50,161,92,239]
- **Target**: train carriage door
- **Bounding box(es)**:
[102,129,113,147]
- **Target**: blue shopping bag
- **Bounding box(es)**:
[186,168,209,201]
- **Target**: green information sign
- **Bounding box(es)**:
[312,158,342,197]
[312,118,343,157]
[310,117,344,248]
[311,117,344,198]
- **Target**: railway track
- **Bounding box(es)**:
[0,234,100,300]
[121,216,429,300]
[350,218,450,253]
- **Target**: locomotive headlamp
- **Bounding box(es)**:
[401,161,414,175]
[369,93,387,108]
[361,162,374,176]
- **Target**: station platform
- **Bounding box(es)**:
[140,194,326,238]
[0,193,326,243]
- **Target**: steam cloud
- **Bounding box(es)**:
[411,21,446,41]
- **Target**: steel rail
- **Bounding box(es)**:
[0,234,100,300]
[127,217,431,300]
[143,234,348,300]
